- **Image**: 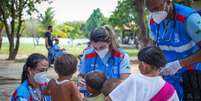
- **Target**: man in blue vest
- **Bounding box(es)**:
[146,0,201,100]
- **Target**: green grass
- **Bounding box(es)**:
[0,43,85,61]
[124,47,139,57]
[0,43,138,62]
[0,43,48,55]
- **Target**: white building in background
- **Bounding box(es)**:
[2,37,89,46]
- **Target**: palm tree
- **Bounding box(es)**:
[39,7,55,28]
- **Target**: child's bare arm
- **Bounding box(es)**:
[71,82,83,101]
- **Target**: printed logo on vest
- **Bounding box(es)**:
[174,33,180,43]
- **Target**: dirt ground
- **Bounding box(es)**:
[0,55,139,101]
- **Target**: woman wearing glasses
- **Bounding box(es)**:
[11,53,51,101]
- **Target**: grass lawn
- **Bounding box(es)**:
[0,43,138,62]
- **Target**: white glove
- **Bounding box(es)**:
[160,60,182,76]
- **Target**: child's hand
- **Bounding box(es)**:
[78,76,86,87]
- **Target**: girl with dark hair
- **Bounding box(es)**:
[78,26,130,96]
[106,47,179,101]
[11,53,51,101]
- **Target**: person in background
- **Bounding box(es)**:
[50,38,65,62]
[146,0,201,100]
[11,53,51,101]
[44,25,54,66]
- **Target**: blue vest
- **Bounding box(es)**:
[81,48,125,79]
[11,80,51,101]
[149,4,201,100]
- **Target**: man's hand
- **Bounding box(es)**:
[160,60,182,76]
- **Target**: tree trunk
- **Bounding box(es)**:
[133,0,151,48]
[8,38,16,60]
[122,31,125,44]
[0,26,3,50]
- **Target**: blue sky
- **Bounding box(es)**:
[36,0,118,22]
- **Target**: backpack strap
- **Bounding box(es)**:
[150,82,175,101]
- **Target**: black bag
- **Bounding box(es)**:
[182,69,201,101]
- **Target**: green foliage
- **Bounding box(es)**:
[38,7,55,29]
[54,21,86,38]
[84,8,106,36]
[0,0,52,60]
[52,29,67,38]
[21,18,40,37]
[109,0,137,31]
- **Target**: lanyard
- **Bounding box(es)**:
[28,86,42,101]
[155,4,176,46]
[28,85,47,101]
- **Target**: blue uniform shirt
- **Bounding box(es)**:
[79,48,130,79]
[11,80,51,101]
[148,4,201,100]
[186,13,201,42]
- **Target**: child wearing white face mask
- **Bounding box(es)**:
[11,53,51,101]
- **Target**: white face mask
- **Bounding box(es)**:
[151,11,168,24]
[34,72,50,84]
[96,48,109,59]
[151,2,169,24]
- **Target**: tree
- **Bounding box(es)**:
[0,22,3,50]
[59,21,86,39]
[84,8,106,36]
[132,0,201,48]
[0,0,51,60]
[133,0,150,48]
[109,0,149,48]
[39,7,55,28]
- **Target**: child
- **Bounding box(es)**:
[84,71,106,101]
[101,78,121,96]
[105,47,179,101]
[46,53,83,101]
[49,38,65,64]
